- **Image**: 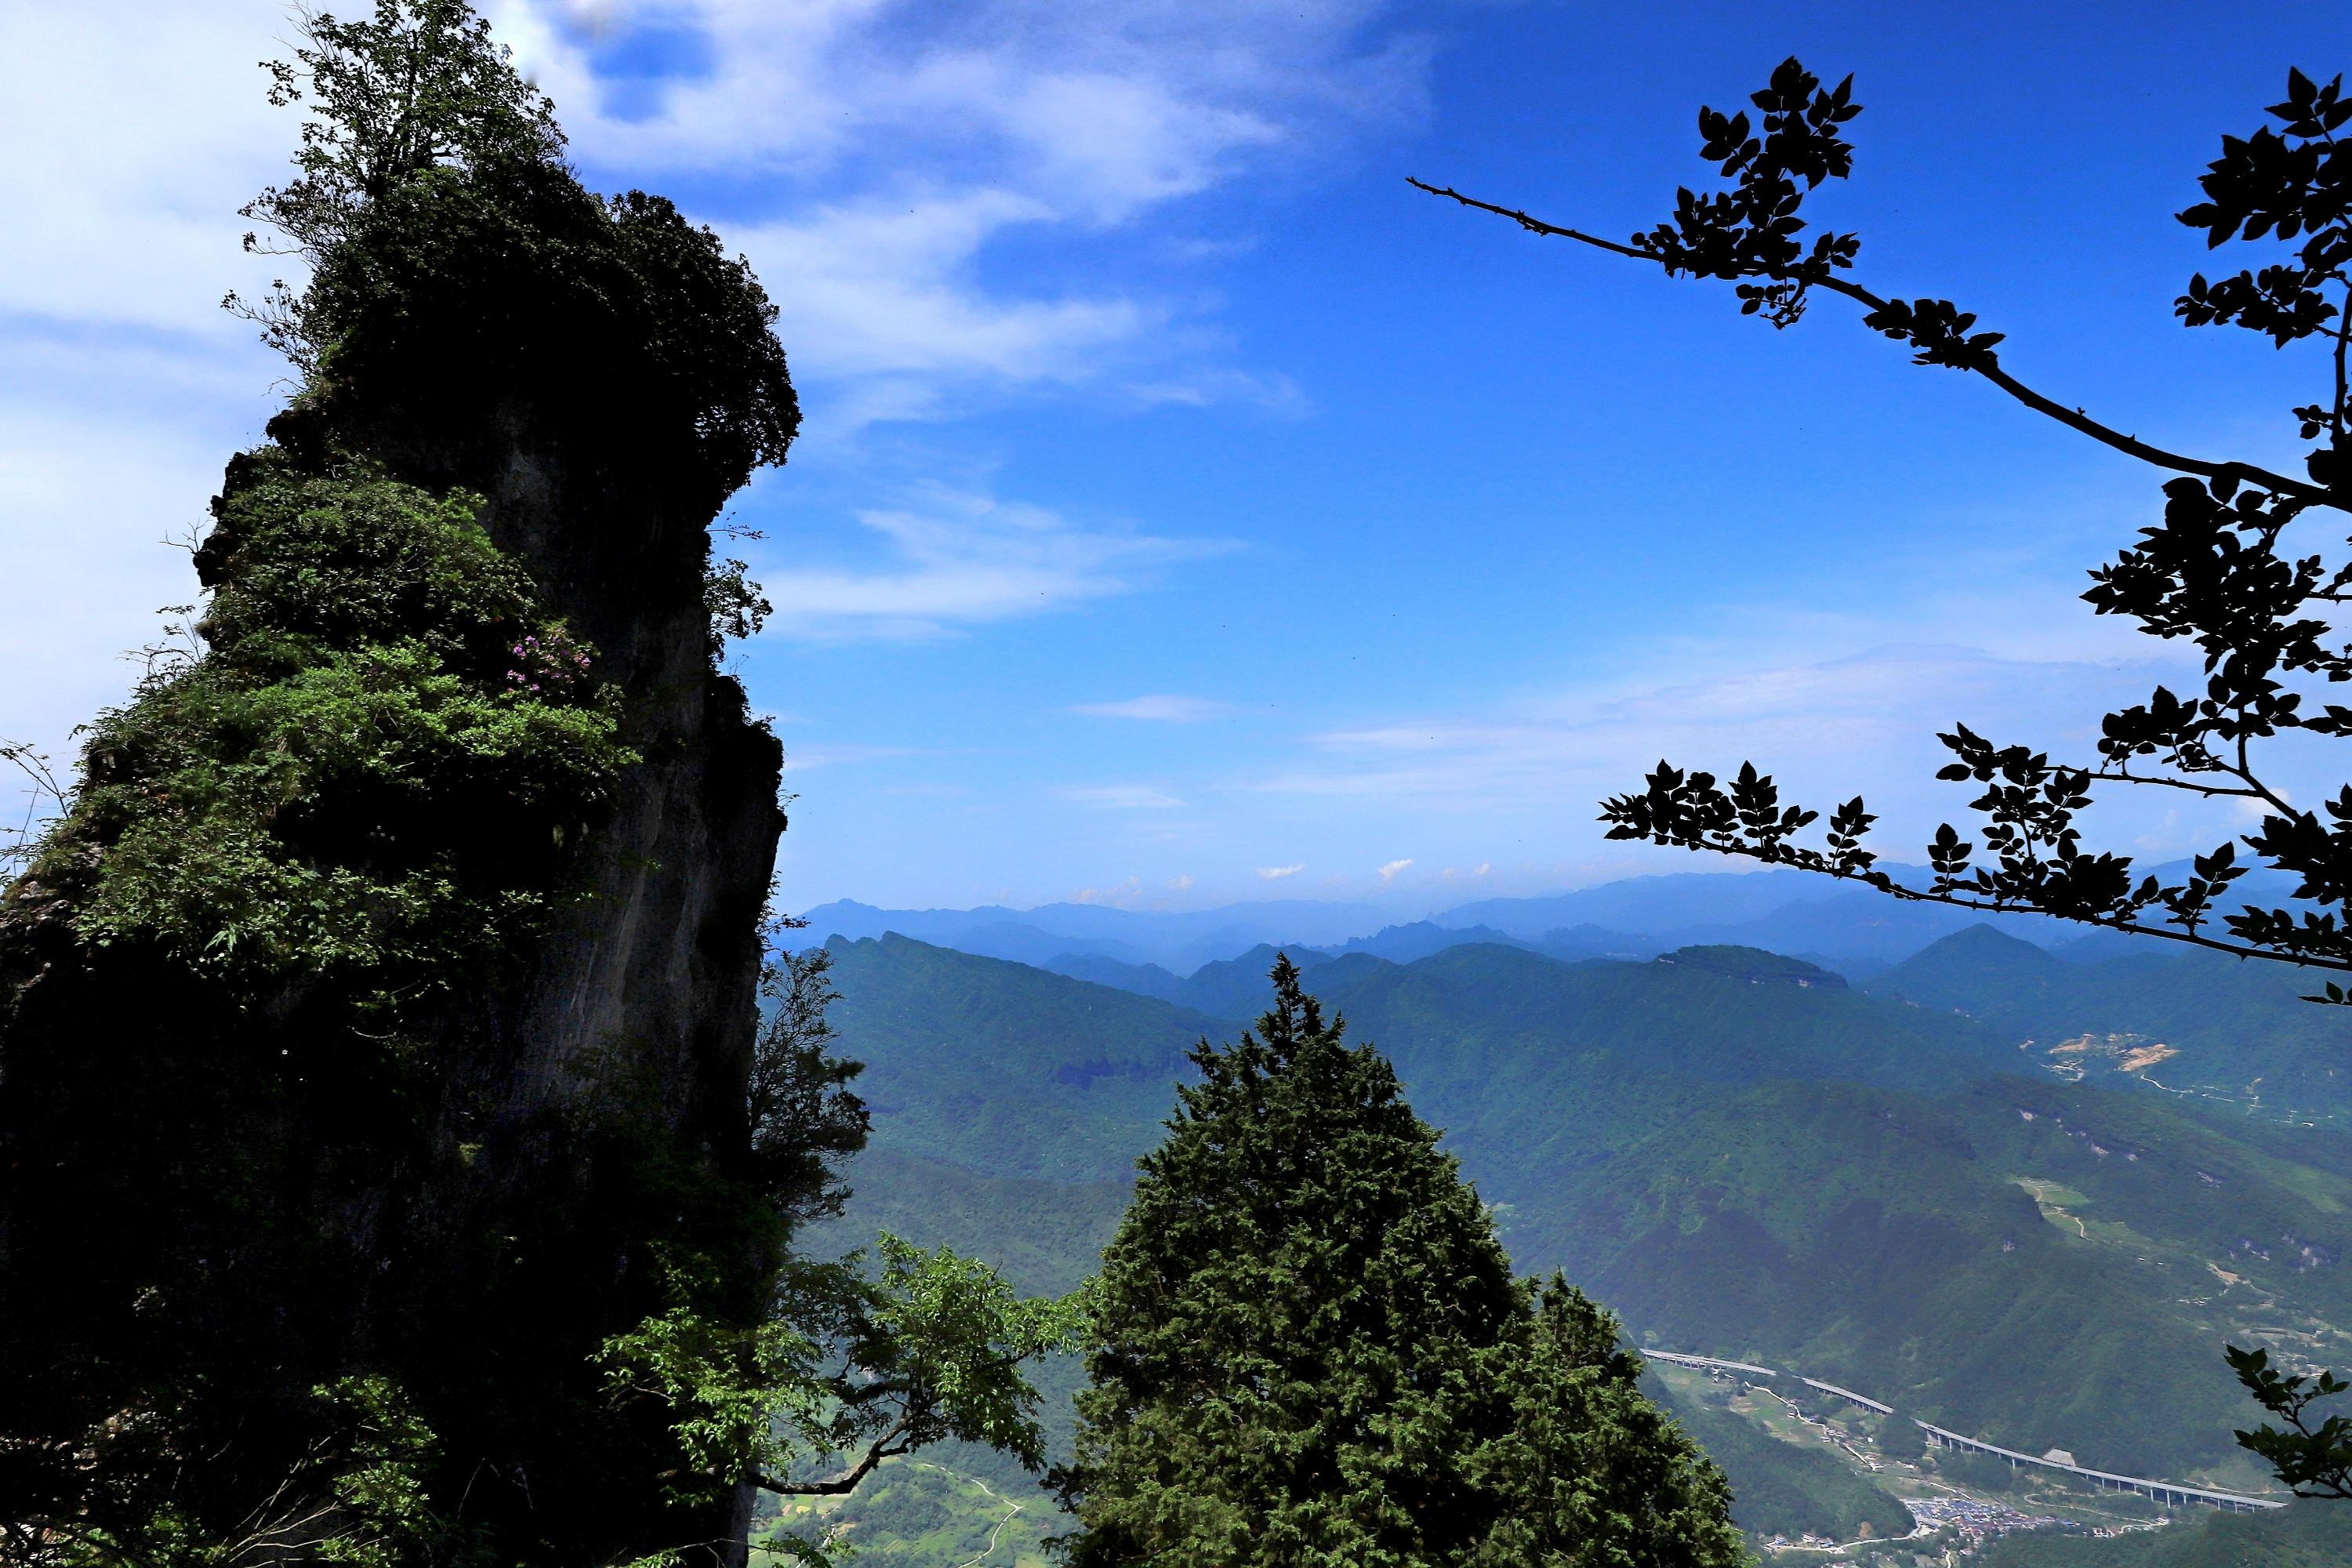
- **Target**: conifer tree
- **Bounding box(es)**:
[1054,957,1744,1567]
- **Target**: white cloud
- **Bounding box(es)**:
[490,0,1429,421]
[1247,638,2305,869]
[1167,873,1195,891]
[1266,644,2177,804]
[760,486,1231,639]
[1057,784,1187,811]
[0,0,1414,771]
[725,191,1150,417]
[1072,874,1144,905]
[1256,862,1305,880]
[1126,368,1308,413]
[1069,695,1230,722]
[0,2,289,342]
[504,1,1417,205]
[0,401,261,775]
[1377,857,1413,884]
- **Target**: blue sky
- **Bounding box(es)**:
[4,0,2347,913]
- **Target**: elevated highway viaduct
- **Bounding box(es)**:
[1642,1352,2282,1514]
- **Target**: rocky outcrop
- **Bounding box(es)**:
[0,152,799,1564]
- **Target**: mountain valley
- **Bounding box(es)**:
[780,911,2352,1563]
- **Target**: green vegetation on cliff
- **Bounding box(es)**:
[1872,924,2352,1123]
[53,455,633,996]
[0,8,1070,1566]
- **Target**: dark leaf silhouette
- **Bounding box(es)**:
[1421,59,2352,1500]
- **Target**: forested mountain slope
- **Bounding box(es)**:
[1981,1499,2352,1566]
[819,935,2352,1485]
[1872,926,2352,1123]
[826,934,1218,1182]
[1303,941,2023,1093]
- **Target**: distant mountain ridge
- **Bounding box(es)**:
[798,896,1389,972]
[800,861,2319,986]
[1657,945,1846,989]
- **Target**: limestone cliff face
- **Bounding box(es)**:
[307,387,786,1156]
[0,157,799,1564]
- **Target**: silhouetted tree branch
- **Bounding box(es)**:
[1418,59,2352,995]
[1419,53,2352,1499]
[1407,177,2331,506]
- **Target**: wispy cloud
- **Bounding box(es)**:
[1256,862,1305,880]
[1247,640,2285,865]
[498,0,1432,423]
[0,2,303,769]
[1377,857,1413,884]
[760,486,1232,639]
[510,1,1426,202]
[1057,784,1187,811]
[0,0,1418,787]
[0,2,287,343]
[1069,694,1231,722]
[724,191,1151,424]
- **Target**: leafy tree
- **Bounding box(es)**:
[1877,1412,1927,1465]
[1414,53,2352,1502]
[227,0,564,371]
[601,938,1086,1564]
[749,938,869,1229]
[600,1239,1087,1521]
[2226,1347,2352,1499]
[1052,957,1744,1566]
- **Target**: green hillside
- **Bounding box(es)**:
[1871,927,2352,1123]
[1644,1373,1915,1542]
[813,935,2347,1507]
[1169,941,1337,1017]
[1657,944,1848,988]
[1038,950,1190,1005]
[1506,1076,2342,1476]
[824,933,1214,1182]
[818,1147,1127,1298]
[1978,1501,2352,1567]
[1305,941,2025,1093]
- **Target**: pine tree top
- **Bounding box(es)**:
[1058,958,1744,1567]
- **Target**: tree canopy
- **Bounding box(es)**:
[1053,957,1744,1567]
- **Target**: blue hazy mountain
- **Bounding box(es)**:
[1318,919,1537,963]
[798,896,1389,970]
[1432,870,1817,935]
[800,862,2325,990]
[1054,942,1345,1020]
